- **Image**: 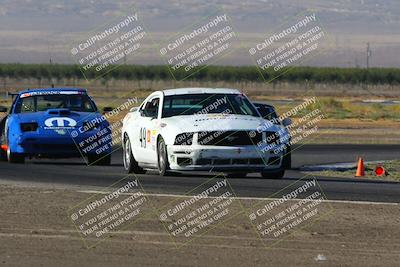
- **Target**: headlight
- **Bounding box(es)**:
[20,122,38,132]
[174,133,193,145]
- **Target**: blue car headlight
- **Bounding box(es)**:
[20,122,38,132]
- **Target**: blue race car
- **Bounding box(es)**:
[0,88,112,165]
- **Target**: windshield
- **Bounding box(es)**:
[14,94,97,113]
[162,93,258,118]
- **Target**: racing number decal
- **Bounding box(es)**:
[140,128,151,148]
[146,129,151,143]
[140,127,146,148]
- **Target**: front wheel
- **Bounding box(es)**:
[261,169,285,179]
[157,137,170,176]
[0,147,6,161]
[0,127,8,161]
[123,136,145,174]
[7,147,25,164]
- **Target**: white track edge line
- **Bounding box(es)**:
[76,190,400,206]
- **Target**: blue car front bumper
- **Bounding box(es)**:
[12,129,112,158]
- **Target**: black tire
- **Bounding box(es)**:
[7,148,25,164]
[0,124,6,161]
[0,149,6,161]
[226,172,248,178]
[282,146,292,169]
[87,154,111,166]
[123,136,145,174]
[261,169,285,179]
[157,136,170,176]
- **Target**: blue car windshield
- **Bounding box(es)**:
[14,94,97,113]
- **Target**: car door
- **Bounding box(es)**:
[134,96,160,165]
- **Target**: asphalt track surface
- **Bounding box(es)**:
[0,144,399,203]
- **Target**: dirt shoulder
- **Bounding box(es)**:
[307,160,400,181]
[1,184,400,267]
[311,119,400,144]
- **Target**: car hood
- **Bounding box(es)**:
[161,114,281,133]
[14,110,103,128]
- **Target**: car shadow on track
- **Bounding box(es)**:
[30,161,124,167]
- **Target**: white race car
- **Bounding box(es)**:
[121,88,290,178]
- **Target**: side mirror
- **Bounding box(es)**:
[0,106,8,113]
[103,107,113,113]
[255,107,265,117]
[282,118,292,127]
[129,107,139,113]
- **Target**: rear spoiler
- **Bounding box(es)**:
[6,92,19,100]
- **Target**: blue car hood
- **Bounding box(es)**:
[14,109,104,128]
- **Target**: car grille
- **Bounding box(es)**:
[197,131,263,146]
[265,131,280,145]
[196,157,280,166]
[174,133,194,145]
[196,158,266,165]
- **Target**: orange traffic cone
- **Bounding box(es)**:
[355,157,365,177]
[375,164,386,176]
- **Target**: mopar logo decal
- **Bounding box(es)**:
[44,117,77,129]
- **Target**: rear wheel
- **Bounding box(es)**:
[7,147,25,164]
[226,172,248,178]
[157,137,170,176]
[123,136,145,174]
[261,169,285,179]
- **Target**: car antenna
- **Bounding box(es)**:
[47,39,55,88]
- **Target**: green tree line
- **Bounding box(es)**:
[0,64,399,84]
